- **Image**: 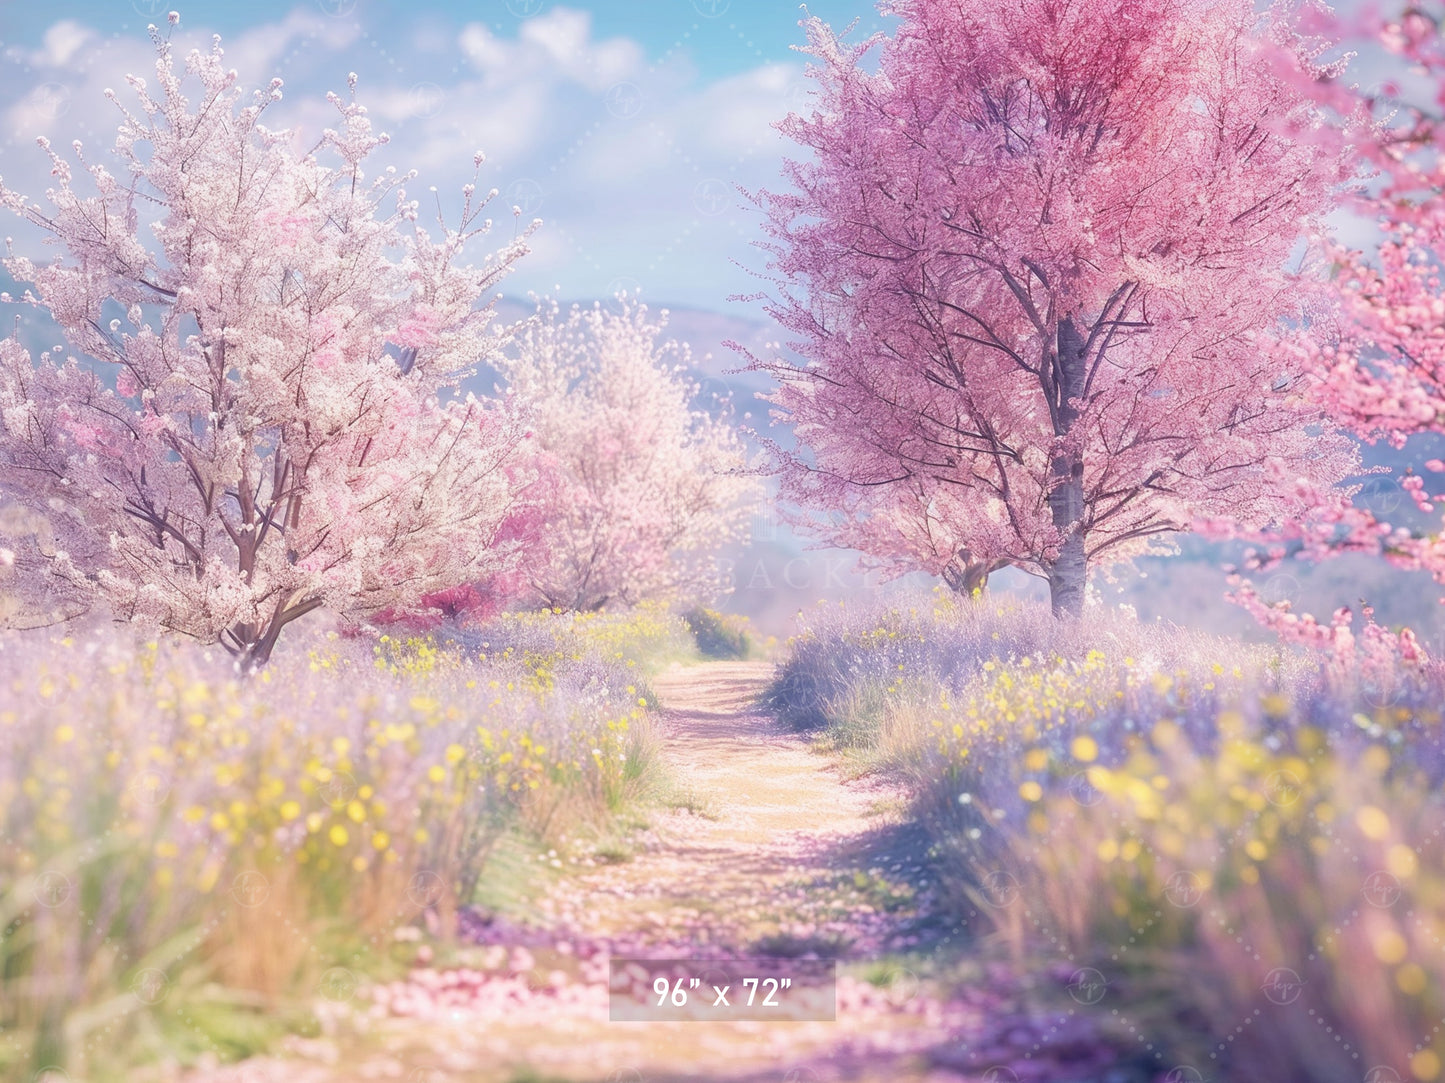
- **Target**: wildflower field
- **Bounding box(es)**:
[769,594,1445,1082]
[0,609,688,1080]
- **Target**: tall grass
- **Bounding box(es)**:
[0,614,665,1080]
[770,592,1445,1083]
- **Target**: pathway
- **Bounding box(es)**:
[180,662,1127,1083]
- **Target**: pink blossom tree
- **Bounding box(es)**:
[496,299,759,612]
[742,0,1358,616]
[1274,4,1445,585]
[1301,4,1445,427]
[0,21,542,666]
[1200,3,1445,660]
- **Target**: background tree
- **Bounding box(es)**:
[791,472,1011,596]
[1281,4,1445,582]
[742,0,1358,616]
[0,20,541,666]
[1206,2,1445,652]
[496,299,758,612]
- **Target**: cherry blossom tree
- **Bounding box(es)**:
[495,299,758,612]
[741,0,1359,616]
[1301,4,1445,429]
[1200,3,1445,657]
[786,471,1011,597]
[0,20,542,666]
[1278,4,1445,582]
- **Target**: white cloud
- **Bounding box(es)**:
[0,5,808,310]
[667,62,798,158]
[224,9,363,89]
[31,20,94,68]
[365,9,803,304]
[519,9,591,69]
[461,9,642,93]
[459,24,510,74]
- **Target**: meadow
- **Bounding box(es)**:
[767,593,1445,1082]
[0,607,704,1080]
[9,592,1441,1082]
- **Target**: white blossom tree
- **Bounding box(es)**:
[496,299,759,611]
[0,21,543,666]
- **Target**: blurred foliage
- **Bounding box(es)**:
[772,590,1445,1083]
[682,606,754,660]
[0,609,678,1080]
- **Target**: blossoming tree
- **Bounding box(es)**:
[743,0,1357,616]
[0,22,541,666]
[1199,3,1445,663]
[496,300,758,611]
[1287,4,1445,580]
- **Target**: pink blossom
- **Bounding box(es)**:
[741,0,1357,617]
[256,206,311,248]
[394,304,442,349]
[489,299,759,611]
[63,419,103,450]
[1227,1,1445,635]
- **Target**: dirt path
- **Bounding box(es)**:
[182,662,1038,1083]
[534,661,939,956]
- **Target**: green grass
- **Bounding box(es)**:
[661,784,721,820]
[682,607,754,660]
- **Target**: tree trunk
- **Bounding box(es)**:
[1046,465,1086,617]
[942,550,1007,597]
[226,595,323,671]
[1047,318,1088,619]
[238,628,281,672]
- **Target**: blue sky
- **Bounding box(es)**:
[0,0,898,314]
[2,1,895,81]
[0,0,1385,317]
